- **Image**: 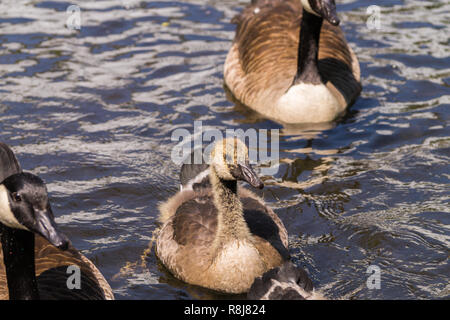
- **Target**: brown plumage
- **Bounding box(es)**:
[156,139,289,294]
[0,235,114,300]
[224,0,361,124]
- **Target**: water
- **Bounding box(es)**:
[0,0,448,300]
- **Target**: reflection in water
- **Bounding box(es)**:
[0,0,449,299]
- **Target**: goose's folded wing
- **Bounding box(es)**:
[172,197,218,246]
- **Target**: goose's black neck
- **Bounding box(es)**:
[1,225,39,300]
[294,10,323,85]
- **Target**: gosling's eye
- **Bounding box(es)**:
[12,192,22,202]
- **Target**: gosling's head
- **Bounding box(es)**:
[0,172,70,250]
[210,138,264,189]
[300,0,340,26]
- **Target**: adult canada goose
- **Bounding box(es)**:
[156,138,289,294]
[248,261,326,300]
[224,0,362,124]
[0,143,114,300]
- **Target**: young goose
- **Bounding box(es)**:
[248,261,326,300]
[0,143,114,300]
[224,0,362,124]
[156,138,289,294]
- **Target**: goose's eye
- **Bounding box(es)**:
[12,192,22,202]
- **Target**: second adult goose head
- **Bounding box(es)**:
[224,0,362,124]
[0,143,114,300]
[248,261,326,300]
[0,173,69,300]
[157,138,289,294]
[0,173,69,249]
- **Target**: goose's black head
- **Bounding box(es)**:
[0,172,69,250]
[301,0,340,26]
[248,261,315,300]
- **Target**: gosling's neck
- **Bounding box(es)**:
[210,167,251,247]
[294,9,323,85]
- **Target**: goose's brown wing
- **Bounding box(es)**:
[227,0,300,105]
[226,0,361,107]
[156,195,218,280]
[318,21,362,106]
[0,235,114,300]
[34,235,114,300]
[172,195,218,247]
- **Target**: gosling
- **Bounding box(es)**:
[156,138,289,294]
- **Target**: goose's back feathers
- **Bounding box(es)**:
[227,0,300,106]
[0,234,114,300]
[224,0,361,123]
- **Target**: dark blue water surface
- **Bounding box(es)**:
[0,0,448,299]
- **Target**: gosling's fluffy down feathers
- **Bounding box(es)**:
[157,138,290,293]
[157,187,289,293]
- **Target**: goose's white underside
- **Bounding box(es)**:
[273,83,344,123]
[0,184,27,230]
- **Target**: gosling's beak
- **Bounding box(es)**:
[30,208,70,250]
[239,163,264,189]
[321,0,340,26]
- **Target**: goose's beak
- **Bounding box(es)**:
[239,163,264,189]
[29,208,70,250]
[321,0,340,26]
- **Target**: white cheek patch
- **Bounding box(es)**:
[301,0,321,17]
[0,184,28,230]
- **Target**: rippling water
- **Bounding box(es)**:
[0,0,449,300]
